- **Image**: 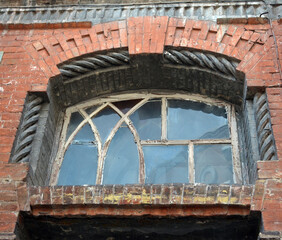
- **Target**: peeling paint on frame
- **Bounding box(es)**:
[50,92,242,186]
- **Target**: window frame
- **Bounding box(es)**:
[50,92,242,186]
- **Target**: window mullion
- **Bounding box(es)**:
[161,97,167,141]
[188,143,195,183]
[79,109,103,185]
[228,105,242,184]
[96,99,149,184]
[107,102,146,184]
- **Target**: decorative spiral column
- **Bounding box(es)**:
[11,95,43,163]
[253,93,277,161]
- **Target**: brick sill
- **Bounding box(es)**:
[28,184,254,217]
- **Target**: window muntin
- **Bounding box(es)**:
[52,93,241,186]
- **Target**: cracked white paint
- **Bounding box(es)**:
[51,92,242,185]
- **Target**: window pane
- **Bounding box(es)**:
[130,100,161,140]
[73,123,94,142]
[92,107,120,144]
[167,100,229,140]
[144,145,189,184]
[66,112,84,141]
[57,144,98,186]
[103,126,139,184]
[113,99,141,113]
[195,144,233,184]
[85,105,99,115]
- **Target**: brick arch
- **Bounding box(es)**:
[0,16,275,163]
[24,16,273,92]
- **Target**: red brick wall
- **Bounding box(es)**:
[0,16,281,237]
[0,163,28,238]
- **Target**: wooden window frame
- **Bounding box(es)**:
[50,92,242,185]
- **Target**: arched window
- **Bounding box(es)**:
[51,93,241,186]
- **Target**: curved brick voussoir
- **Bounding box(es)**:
[25,17,272,88]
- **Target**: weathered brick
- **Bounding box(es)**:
[73,186,85,204]
[160,185,171,204]
[182,185,194,204]
[103,185,114,204]
[193,184,207,204]
[51,186,63,205]
[141,185,151,204]
[206,185,219,204]
[62,186,73,205]
[217,185,230,204]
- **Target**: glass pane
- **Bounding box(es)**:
[57,144,98,185]
[195,144,233,184]
[66,112,84,141]
[144,145,189,184]
[73,123,95,142]
[167,100,229,140]
[85,105,99,115]
[103,126,139,184]
[113,99,141,114]
[130,100,161,140]
[92,107,120,144]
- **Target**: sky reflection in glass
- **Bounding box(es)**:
[103,126,139,184]
[144,145,188,184]
[167,100,229,140]
[92,107,120,144]
[58,96,235,186]
[73,123,94,142]
[194,144,233,184]
[130,100,161,140]
[66,112,84,141]
[57,144,98,186]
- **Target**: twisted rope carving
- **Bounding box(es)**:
[12,95,43,163]
[253,93,277,161]
[164,50,239,78]
[59,51,130,79]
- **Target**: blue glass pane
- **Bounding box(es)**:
[73,123,94,142]
[167,100,229,140]
[144,145,189,184]
[103,126,139,184]
[130,100,161,140]
[92,107,120,144]
[57,144,98,186]
[85,105,99,115]
[195,144,233,184]
[66,112,84,141]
